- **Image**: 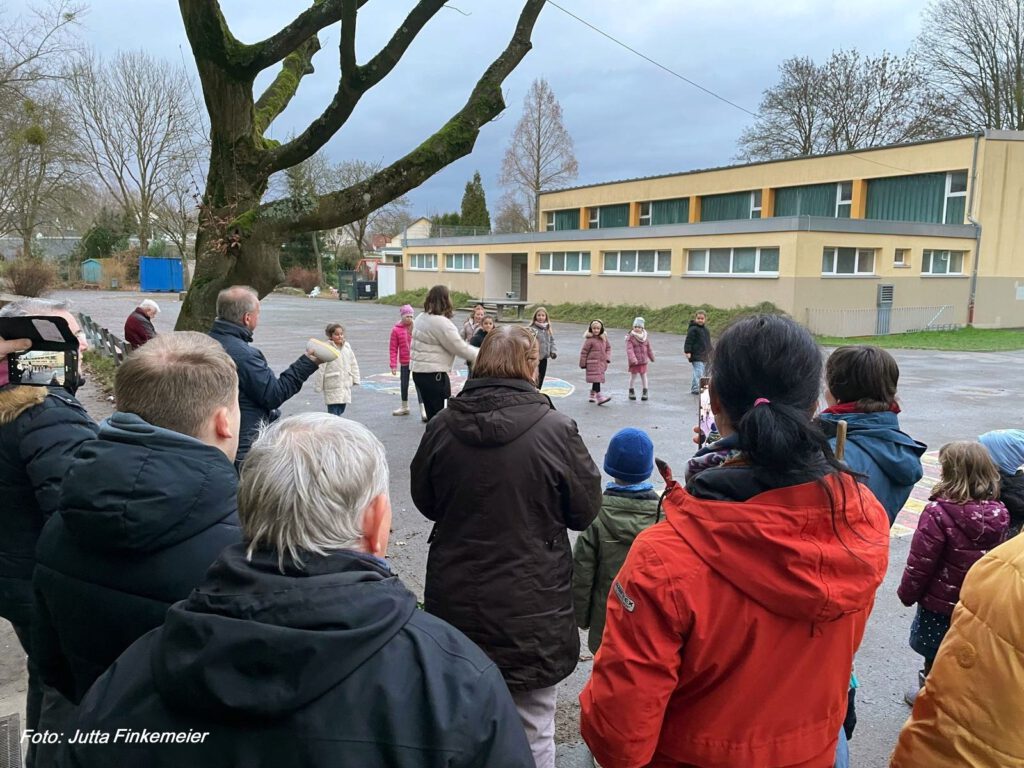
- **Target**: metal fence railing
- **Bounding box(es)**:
[806,305,958,338]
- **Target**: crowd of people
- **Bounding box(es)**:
[1,287,1022,768]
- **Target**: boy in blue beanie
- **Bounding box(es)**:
[572,428,661,653]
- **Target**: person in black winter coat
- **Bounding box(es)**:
[683,310,712,395]
[33,333,242,705]
[59,413,532,768]
[411,325,603,768]
[0,299,98,750]
[208,285,322,465]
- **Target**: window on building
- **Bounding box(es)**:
[700,191,758,222]
[894,248,910,268]
[638,202,651,226]
[409,253,437,270]
[444,253,479,271]
[539,251,591,273]
[750,190,762,219]
[639,197,689,226]
[544,212,555,231]
[602,250,671,274]
[836,181,853,218]
[822,247,875,275]
[922,249,965,275]
[686,246,780,275]
[545,209,580,231]
[587,204,629,229]
[943,171,968,225]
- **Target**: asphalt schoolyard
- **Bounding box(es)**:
[2,289,1021,767]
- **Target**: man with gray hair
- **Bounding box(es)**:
[209,285,323,465]
[0,298,96,764]
[61,413,533,768]
[124,299,160,347]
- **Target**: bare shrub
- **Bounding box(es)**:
[285,266,319,293]
[2,257,58,297]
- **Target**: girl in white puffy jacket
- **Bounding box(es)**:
[314,323,360,416]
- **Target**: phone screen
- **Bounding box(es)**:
[697,376,717,447]
[8,349,74,387]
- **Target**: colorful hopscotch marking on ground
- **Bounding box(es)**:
[361,370,574,398]
[891,450,940,538]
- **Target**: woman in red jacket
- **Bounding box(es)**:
[580,314,889,768]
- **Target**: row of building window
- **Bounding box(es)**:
[411,248,966,276]
[543,171,969,231]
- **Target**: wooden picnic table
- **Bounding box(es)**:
[470,298,532,321]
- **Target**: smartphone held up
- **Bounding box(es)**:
[1,315,81,392]
[696,376,720,448]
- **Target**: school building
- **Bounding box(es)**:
[402,131,1024,334]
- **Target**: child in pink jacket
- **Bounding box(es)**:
[389,305,414,416]
[625,316,655,401]
[579,319,612,405]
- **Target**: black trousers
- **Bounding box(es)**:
[413,371,451,421]
[537,358,548,390]
[399,365,410,401]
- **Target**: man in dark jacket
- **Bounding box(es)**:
[683,309,712,395]
[208,285,321,465]
[60,413,532,768]
[411,325,603,768]
[0,299,97,753]
[33,332,242,705]
[123,299,159,347]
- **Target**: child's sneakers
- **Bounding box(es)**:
[628,388,636,400]
[392,402,410,416]
[641,389,649,401]
[589,391,598,403]
[596,393,611,405]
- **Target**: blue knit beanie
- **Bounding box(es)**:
[603,427,655,484]
[979,429,1024,475]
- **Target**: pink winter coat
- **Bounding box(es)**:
[897,497,1008,615]
[626,331,654,374]
[579,334,611,384]
[389,321,412,368]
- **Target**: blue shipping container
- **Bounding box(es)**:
[139,257,184,292]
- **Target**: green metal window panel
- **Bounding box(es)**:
[650,198,689,225]
[553,209,580,230]
[774,184,837,217]
[865,173,945,223]
[595,204,629,228]
[944,196,966,225]
[701,192,754,222]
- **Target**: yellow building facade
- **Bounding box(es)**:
[403,131,1024,332]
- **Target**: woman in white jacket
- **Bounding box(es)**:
[411,285,478,422]
[313,323,360,416]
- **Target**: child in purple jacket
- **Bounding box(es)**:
[897,440,1009,704]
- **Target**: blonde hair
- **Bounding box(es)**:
[933,440,1001,504]
[115,332,238,438]
[532,306,554,335]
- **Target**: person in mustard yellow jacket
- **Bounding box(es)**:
[890,532,1024,768]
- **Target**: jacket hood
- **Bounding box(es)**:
[819,411,925,486]
[0,385,46,425]
[152,545,416,718]
[666,473,888,623]
[443,378,552,447]
[59,411,238,553]
[934,498,1009,544]
[210,317,252,343]
[601,493,660,542]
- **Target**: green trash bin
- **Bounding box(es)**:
[337,270,357,301]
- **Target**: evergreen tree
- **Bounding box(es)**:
[460,171,491,230]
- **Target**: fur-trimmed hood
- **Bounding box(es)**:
[0,386,47,426]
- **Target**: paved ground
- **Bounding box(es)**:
[3,289,1022,767]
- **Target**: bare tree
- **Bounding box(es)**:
[499,77,578,229]
[66,50,205,253]
[737,50,949,161]
[332,160,411,256]
[918,0,1024,130]
[493,191,533,233]
[173,0,546,331]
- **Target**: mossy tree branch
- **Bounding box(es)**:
[257,0,547,235]
[254,37,321,135]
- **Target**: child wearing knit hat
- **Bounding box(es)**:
[626,316,655,401]
[389,305,415,416]
[571,427,661,653]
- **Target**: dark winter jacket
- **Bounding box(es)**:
[123,308,157,347]
[683,320,712,363]
[999,471,1024,537]
[411,377,602,691]
[898,497,1009,615]
[0,386,97,629]
[579,333,611,384]
[469,327,488,348]
[209,318,317,462]
[33,412,240,703]
[572,489,661,653]
[59,545,533,768]
[819,411,926,524]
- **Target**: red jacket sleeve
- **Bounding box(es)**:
[897,502,946,607]
[389,328,400,369]
[626,337,638,367]
[580,535,688,768]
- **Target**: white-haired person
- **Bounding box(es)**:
[124,299,160,347]
[59,413,533,768]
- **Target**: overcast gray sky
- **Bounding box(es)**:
[22,0,929,215]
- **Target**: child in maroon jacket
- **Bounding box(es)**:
[389,305,414,416]
[898,440,1008,703]
[579,319,611,405]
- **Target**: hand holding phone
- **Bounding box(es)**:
[696,376,717,448]
[1,316,80,391]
